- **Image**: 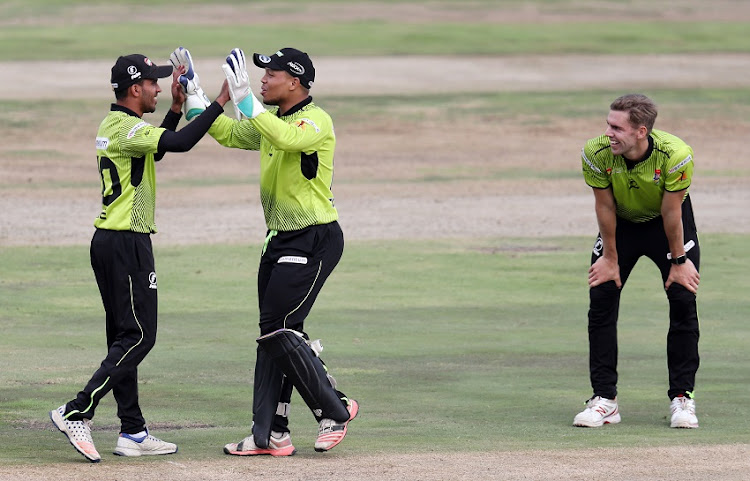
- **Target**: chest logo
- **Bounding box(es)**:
[653,169,661,183]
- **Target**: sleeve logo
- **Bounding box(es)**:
[668,154,692,174]
[96,137,109,150]
[127,121,149,139]
[295,118,320,133]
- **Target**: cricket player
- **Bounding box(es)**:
[170,47,358,455]
[49,53,228,462]
[574,94,701,429]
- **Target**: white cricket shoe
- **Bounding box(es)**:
[49,405,101,463]
[670,395,699,428]
[113,430,178,456]
[573,396,621,427]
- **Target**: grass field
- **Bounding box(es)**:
[1,0,749,478]
[1,235,749,465]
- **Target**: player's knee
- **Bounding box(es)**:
[666,284,699,331]
[589,281,621,308]
[588,281,621,327]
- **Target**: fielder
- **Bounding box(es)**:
[574,94,701,429]
[50,53,228,462]
[170,46,358,455]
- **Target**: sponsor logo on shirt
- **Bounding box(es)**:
[128,121,148,139]
[295,118,320,133]
[278,256,308,265]
[96,137,109,150]
[581,149,602,173]
[149,272,157,289]
[668,154,692,174]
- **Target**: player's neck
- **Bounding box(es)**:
[278,94,309,116]
[623,138,650,162]
[117,99,144,118]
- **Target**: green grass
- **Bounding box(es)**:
[1,235,748,463]
[1,0,749,59]
[2,21,749,60]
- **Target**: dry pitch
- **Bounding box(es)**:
[1,3,749,479]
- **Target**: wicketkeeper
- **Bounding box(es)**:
[170,46,358,455]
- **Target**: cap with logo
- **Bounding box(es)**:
[111,54,173,91]
[252,48,315,89]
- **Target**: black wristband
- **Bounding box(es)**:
[671,254,687,265]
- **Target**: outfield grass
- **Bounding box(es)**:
[1,235,748,464]
[1,1,750,59]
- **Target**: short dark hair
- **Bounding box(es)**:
[610,94,658,133]
[114,80,143,100]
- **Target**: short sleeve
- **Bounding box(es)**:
[581,143,610,189]
[664,148,694,192]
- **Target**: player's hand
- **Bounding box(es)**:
[169,65,187,113]
[222,48,266,119]
[665,258,700,293]
[588,256,622,288]
[169,46,211,120]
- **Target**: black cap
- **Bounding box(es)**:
[110,54,173,91]
[253,48,315,89]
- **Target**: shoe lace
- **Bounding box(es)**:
[318,418,338,434]
[671,396,695,414]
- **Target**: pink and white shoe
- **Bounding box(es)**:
[49,405,101,463]
[314,399,359,452]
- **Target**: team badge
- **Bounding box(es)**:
[653,169,661,183]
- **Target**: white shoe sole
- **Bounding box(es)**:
[670,420,699,429]
[573,413,621,427]
[113,445,178,457]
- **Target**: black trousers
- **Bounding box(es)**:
[257,221,344,336]
[588,196,700,400]
[253,221,345,433]
[65,229,157,434]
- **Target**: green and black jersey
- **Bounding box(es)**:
[94,105,166,233]
[581,129,694,223]
[208,98,337,232]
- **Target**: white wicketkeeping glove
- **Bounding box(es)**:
[169,46,211,120]
[222,48,266,120]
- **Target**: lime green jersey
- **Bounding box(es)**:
[208,98,337,231]
[94,105,166,233]
[581,129,694,223]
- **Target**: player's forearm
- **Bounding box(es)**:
[208,114,262,150]
[157,102,224,153]
[661,192,686,258]
[593,189,618,260]
[159,108,183,131]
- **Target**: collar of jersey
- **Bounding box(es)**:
[623,134,654,166]
[277,96,313,118]
[110,103,140,118]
